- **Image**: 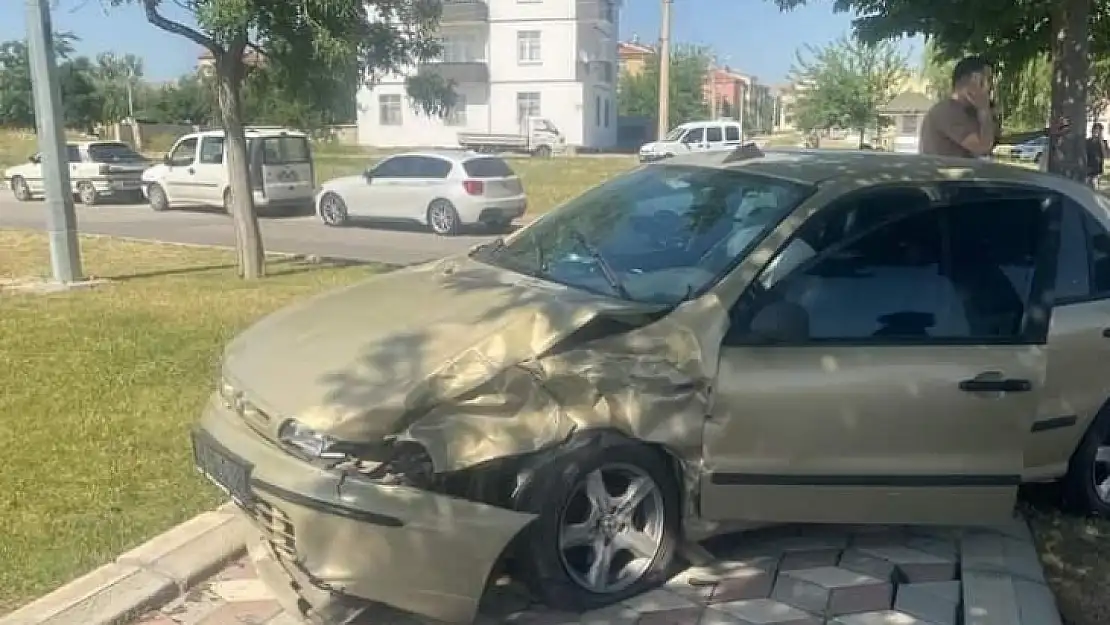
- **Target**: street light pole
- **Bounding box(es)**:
[26,0,82,283]
[657,0,672,140]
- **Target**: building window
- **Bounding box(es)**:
[604,99,611,127]
[596,95,602,126]
[379,94,402,126]
[899,114,920,135]
[517,31,541,64]
[601,0,616,22]
[441,34,482,63]
[517,92,541,123]
[446,93,467,126]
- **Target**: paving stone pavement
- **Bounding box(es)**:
[132,518,1059,625]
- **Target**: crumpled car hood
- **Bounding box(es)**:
[221,255,693,468]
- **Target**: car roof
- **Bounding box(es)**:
[666,147,1073,188]
[188,128,307,139]
[388,149,508,163]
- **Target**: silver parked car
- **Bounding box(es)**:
[315,150,527,235]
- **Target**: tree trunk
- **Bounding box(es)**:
[1048,0,1091,180]
[859,127,866,149]
[214,54,265,279]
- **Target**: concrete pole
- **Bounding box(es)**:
[657,0,672,140]
[26,0,82,283]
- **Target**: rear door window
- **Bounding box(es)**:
[66,146,81,162]
[463,157,515,178]
[199,137,225,164]
[725,124,741,142]
[259,136,311,165]
[410,156,452,178]
[706,125,723,144]
[87,142,144,163]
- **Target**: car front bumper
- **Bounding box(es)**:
[194,396,536,623]
[639,153,669,163]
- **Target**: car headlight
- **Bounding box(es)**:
[278,419,347,460]
[365,441,436,488]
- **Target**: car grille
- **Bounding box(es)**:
[253,498,297,559]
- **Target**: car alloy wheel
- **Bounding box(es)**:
[77,182,98,206]
[11,177,31,201]
[513,435,679,611]
[427,199,460,236]
[557,463,666,594]
[319,193,347,226]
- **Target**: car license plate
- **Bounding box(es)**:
[192,430,254,506]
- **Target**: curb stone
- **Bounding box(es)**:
[0,504,248,625]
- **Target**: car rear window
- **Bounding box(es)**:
[257,136,311,165]
[463,157,515,178]
[87,142,144,163]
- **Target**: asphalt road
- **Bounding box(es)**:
[0,195,501,265]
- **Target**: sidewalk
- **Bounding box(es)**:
[133,516,1060,625]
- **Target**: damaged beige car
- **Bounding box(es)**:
[192,148,1110,624]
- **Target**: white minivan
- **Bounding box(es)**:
[638,119,745,163]
[141,127,315,214]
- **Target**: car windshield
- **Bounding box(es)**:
[664,127,687,141]
[470,164,814,305]
[87,142,145,163]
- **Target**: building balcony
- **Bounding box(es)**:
[441,0,488,24]
[418,61,489,84]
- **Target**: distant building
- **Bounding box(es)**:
[617,38,653,77]
[878,91,936,153]
[356,0,620,150]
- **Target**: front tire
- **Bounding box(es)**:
[77,182,98,206]
[11,176,31,201]
[513,437,680,611]
[1062,408,1110,516]
[148,183,169,212]
[318,192,348,227]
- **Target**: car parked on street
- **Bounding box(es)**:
[140,127,315,215]
[314,150,527,235]
[192,147,1110,624]
[1009,135,1048,164]
[6,140,148,205]
[638,119,745,163]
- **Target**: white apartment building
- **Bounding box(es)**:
[355,0,620,149]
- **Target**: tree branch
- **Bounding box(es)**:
[141,0,218,53]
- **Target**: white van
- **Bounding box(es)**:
[638,119,745,163]
[141,127,315,214]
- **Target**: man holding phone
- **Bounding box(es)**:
[919,56,999,158]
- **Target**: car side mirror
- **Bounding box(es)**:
[737,299,810,345]
[28,155,40,164]
[363,170,373,183]
[162,154,171,166]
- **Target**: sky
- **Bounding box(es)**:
[3,0,923,85]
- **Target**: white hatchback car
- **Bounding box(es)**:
[315,151,527,235]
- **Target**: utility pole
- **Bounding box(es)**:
[657,0,672,140]
[26,0,82,283]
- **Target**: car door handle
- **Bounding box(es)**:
[958,376,1032,393]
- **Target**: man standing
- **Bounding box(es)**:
[1086,123,1108,187]
[919,56,998,158]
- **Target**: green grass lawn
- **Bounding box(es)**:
[314,153,638,218]
[0,231,384,614]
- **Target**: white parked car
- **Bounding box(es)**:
[5,141,148,205]
[314,151,527,235]
[639,119,745,163]
[140,127,315,214]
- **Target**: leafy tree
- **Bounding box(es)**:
[788,36,909,147]
[618,45,710,132]
[0,33,82,129]
[58,56,100,132]
[112,0,455,280]
[240,61,358,130]
[772,0,1102,180]
[138,74,217,125]
[91,52,144,123]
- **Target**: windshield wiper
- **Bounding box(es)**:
[568,227,631,299]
